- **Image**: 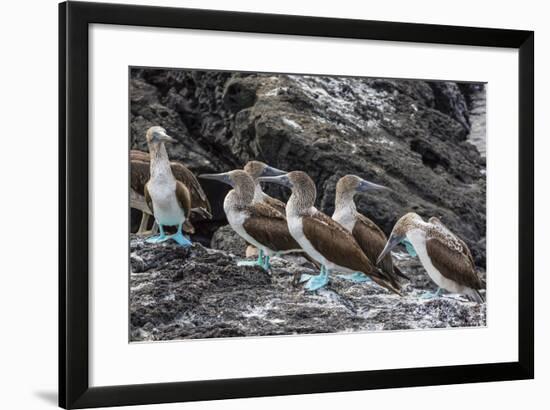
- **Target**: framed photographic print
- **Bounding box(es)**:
[59,1,534,408]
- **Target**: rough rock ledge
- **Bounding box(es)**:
[130,235,486,342]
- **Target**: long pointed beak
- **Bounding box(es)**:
[358,178,389,192]
[198,172,232,186]
[257,174,292,188]
[261,165,287,177]
[376,234,402,265]
[159,133,178,143]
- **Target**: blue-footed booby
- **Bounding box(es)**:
[259,171,402,294]
[199,170,305,272]
[243,160,287,262]
[243,161,321,276]
[131,149,211,235]
[143,126,194,247]
[377,212,484,302]
[333,175,408,284]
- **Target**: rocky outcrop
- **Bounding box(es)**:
[210,224,247,257]
[130,236,486,341]
[130,69,486,268]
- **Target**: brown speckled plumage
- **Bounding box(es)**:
[285,171,401,295]
[218,170,302,254]
[390,213,484,298]
[130,149,211,220]
[333,175,407,283]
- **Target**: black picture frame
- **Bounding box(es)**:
[59,1,534,408]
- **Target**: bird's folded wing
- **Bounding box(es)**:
[130,160,150,194]
[175,181,192,218]
[263,195,286,215]
[426,236,483,289]
[242,203,300,252]
[304,213,401,294]
[354,214,388,256]
[353,215,408,280]
[429,217,477,271]
[171,162,212,216]
[303,212,374,275]
[130,149,150,162]
[144,182,153,214]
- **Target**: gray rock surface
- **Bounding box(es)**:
[130,69,486,268]
[210,224,247,257]
[130,236,486,342]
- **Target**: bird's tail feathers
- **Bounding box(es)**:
[371,268,402,296]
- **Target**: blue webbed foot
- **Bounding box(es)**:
[421,288,442,299]
[304,273,330,291]
[145,234,169,244]
[302,266,330,291]
[169,231,192,247]
[237,251,265,269]
[261,255,272,272]
[145,225,168,244]
[299,273,315,283]
[337,272,372,283]
[300,265,325,283]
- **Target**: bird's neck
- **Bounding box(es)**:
[334,190,357,215]
[405,227,427,252]
[227,184,255,208]
[252,181,265,203]
[406,221,430,242]
[149,142,173,180]
[287,188,315,217]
